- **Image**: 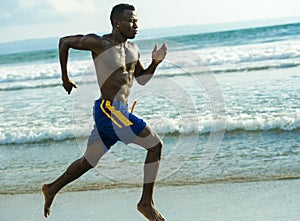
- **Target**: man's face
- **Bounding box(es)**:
[118,10,138,39]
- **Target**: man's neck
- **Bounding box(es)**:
[110,30,127,44]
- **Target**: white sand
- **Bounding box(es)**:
[1,179,299,221]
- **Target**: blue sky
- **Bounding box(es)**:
[0,0,299,43]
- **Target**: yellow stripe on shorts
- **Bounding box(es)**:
[100,100,122,128]
[106,101,133,127]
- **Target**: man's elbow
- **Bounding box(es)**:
[137,81,146,86]
[136,78,147,86]
[135,74,151,86]
[59,35,84,48]
[59,37,68,49]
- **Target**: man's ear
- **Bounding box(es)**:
[114,20,120,28]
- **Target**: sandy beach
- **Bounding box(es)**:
[1,179,299,221]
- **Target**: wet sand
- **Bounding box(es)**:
[0,179,299,221]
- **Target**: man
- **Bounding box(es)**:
[42,3,167,221]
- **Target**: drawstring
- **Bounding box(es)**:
[131,100,137,113]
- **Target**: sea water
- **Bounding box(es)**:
[0,23,299,194]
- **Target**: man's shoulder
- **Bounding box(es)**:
[81,33,107,45]
[85,33,103,40]
[127,41,137,46]
[127,41,139,50]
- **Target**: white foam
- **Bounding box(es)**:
[1,112,298,145]
[193,39,300,66]
[0,60,93,83]
[152,111,300,134]
[1,39,300,86]
[0,127,75,145]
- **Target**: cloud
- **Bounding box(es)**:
[19,0,41,8]
[47,0,96,15]
[0,0,96,27]
[18,0,96,16]
[0,10,12,19]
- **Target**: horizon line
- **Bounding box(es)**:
[0,15,300,45]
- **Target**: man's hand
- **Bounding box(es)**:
[152,43,167,65]
[62,79,77,94]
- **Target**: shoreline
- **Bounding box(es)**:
[1,179,299,221]
[1,176,300,195]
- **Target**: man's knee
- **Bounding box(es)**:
[81,157,94,170]
[66,157,93,176]
[82,156,99,169]
[149,139,163,158]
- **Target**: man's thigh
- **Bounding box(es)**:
[84,139,107,167]
[131,125,162,149]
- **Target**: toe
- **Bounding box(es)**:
[44,207,50,218]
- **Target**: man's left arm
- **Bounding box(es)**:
[134,43,167,85]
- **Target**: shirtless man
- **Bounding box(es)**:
[42,3,167,221]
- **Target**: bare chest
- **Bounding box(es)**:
[94,43,139,75]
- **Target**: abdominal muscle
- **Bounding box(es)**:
[99,70,134,106]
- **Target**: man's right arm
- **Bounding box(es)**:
[59,34,104,94]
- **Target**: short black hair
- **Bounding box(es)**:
[110,3,135,26]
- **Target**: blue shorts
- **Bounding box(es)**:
[87,99,147,150]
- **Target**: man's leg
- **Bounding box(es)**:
[132,126,165,221]
[42,139,107,218]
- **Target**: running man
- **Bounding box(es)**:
[42,3,167,221]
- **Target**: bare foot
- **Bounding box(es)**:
[137,202,165,221]
[42,184,56,218]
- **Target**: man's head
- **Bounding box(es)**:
[110,3,138,39]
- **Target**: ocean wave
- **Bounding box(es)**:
[1,62,299,91]
[0,78,95,91]
[1,113,299,145]
[193,39,300,66]
[211,61,300,73]
[0,60,94,84]
[0,81,62,91]
[1,39,300,88]
[0,49,58,65]
[165,22,300,50]
[225,113,300,132]
[157,60,300,78]
[152,113,300,134]
[0,128,76,145]
[0,48,90,65]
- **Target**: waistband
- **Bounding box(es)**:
[98,98,137,113]
[98,98,127,109]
